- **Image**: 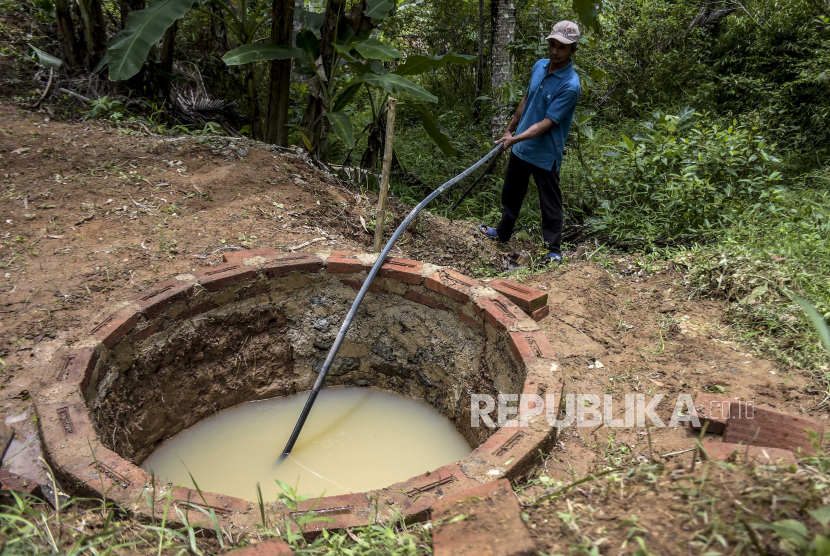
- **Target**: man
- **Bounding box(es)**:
[480,20,582,263]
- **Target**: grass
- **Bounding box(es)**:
[524,456,830,555]
[6,451,830,555]
[676,180,830,395]
[0,491,431,555]
[0,470,433,555]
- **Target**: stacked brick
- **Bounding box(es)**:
[32,248,564,538]
[693,391,824,464]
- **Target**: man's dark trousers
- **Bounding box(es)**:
[496,152,563,255]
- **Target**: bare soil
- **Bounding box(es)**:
[1,103,826,551]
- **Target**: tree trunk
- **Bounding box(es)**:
[118,0,145,29]
[54,0,81,66]
[490,0,515,140]
[77,0,107,70]
[474,0,486,120]
[301,0,345,161]
[264,0,295,146]
[246,64,263,140]
[157,19,178,102]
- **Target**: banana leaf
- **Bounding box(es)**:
[353,73,437,102]
[332,81,362,112]
[222,42,303,66]
[573,0,601,33]
[30,45,63,69]
[400,100,457,157]
[327,111,355,149]
[108,0,196,81]
[393,53,476,76]
[294,7,324,31]
[353,38,403,61]
[365,0,394,21]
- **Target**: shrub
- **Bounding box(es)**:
[587,108,783,242]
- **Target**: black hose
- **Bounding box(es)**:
[280,144,503,459]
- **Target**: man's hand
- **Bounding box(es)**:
[496,129,514,150]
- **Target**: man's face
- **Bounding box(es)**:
[548,39,575,66]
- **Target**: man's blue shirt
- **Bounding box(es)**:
[512,59,581,171]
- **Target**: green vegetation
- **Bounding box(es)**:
[3,0,830,551]
[524,457,830,555]
[0,482,431,555]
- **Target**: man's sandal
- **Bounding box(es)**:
[545,252,563,264]
[479,224,499,240]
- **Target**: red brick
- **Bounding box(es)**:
[509,331,555,364]
[290,492,369,532]
[89,310,138,349]
[73,447,152,493]
[457,309,482,328]
[431,479,536,556]
[340,279,388,294]
[172,487,249,516]
[0,470,40,495]
[393,463,469,499]
[530,305,550,321]
[131,322,160,344]
[52,347,98,390]
[228,538,295,556]
[176,301,218,320]
[263,253,324,277]
[520,374,548,416]
[425,270,479,304]
[194,263,257,292]
[470,425,555,478]
[222,247,281,264]
[701,442,797,465]
[132,278,194,318]
[488,278,548,312]
[382,464,477,518]
[379,258,425,284]
[37,399,94,447]
[473,297,522,331]
[473,427,527,458]
[404,290,448,311]
[723,403,823,455]
[326,251,364,274]
[692,392,733,435]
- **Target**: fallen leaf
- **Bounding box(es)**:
[346,528,361,543]
[46,235,65,239]
[359,215,369,233]
[769,254,787,262]
[11,148,29,155]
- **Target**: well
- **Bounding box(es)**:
[34,249,563,533]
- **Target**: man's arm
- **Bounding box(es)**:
[498,85,580,150]
[496,97,527,145]
[501,117,555,150]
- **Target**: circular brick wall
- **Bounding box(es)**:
[34,249,562,533]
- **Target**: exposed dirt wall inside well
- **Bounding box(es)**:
[90,271,515,463]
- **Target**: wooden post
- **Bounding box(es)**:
[374,98,397,253]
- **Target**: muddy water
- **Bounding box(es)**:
[141,387,471,502]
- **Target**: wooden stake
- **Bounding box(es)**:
[374,98,397,253]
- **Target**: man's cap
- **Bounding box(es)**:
[547,20,580,44]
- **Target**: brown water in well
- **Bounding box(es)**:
[141,387,471,501]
